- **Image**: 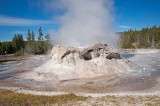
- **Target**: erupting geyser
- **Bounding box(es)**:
[22,44,137,81]
[21,0,136,82]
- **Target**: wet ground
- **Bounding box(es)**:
[0,50,160,93]
[0,55,49,87]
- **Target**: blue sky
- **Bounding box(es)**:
[115,0,160,31]
[0,0,160,41]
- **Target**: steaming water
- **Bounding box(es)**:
[121,50,160,68]
[121,50,160,77]
[120,51,135,59]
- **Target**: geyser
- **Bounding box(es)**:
[48,0,119,48]
[21,0,134,82]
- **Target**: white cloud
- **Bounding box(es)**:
[117,25,131,29]
[0,15,54,26]
[11,31,26,34]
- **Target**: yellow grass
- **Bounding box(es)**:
[0,89,87,106]
[0,89,160,106]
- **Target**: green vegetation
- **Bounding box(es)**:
[0,27,52,56]
[120,25,160,49]
[0,89,87,106]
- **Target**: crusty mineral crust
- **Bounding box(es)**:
[50,43,121,65]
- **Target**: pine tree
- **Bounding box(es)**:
[12,34,24,55]
[31,31,36,54]
[38,27,43,41]
[26,30,35,54]
[27,29,31,42]
[31,31,35,42]
[36,27,44,54]
[12,34,18,51]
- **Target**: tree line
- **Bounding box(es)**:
[1,25,160,55]
[0,27,52,56]
[120,25,160,49]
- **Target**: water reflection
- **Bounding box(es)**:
[0,75,13,80]
[0,68,9,72]
[121,52,135,59]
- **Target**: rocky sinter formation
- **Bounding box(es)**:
[49,43,121,65]
[22,43,137,81]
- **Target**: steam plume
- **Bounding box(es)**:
[49,0,119,48]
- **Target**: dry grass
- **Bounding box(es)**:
[0,89,160,106]
[0,89,87,106]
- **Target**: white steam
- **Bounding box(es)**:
[49,0,119,48]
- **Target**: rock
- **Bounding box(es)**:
[50,43,121,64]
[106,52,121,59]
[49,45,80,64]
